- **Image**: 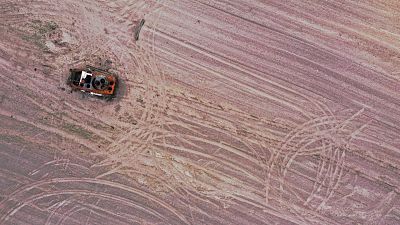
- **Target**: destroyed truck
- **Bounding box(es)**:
[68,66,117,99]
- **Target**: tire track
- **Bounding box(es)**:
[265,107,368,212]
[0,177,190,224]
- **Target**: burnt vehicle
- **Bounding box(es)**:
[68,66,117,99]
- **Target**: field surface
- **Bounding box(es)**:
[1,0,400,224]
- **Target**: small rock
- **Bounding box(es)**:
[45,40,57,52]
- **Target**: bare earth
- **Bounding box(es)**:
[1,0,400,224]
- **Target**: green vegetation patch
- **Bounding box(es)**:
[31,20,58,34]
[0,134,27,144]
[62,123,93,139]
[20,20,59,51]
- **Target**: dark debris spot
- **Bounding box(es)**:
[136,98,144,104]
[115,104,121,112]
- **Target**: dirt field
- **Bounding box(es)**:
[1,0,400,224]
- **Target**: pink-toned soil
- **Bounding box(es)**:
[1,0,400,224]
